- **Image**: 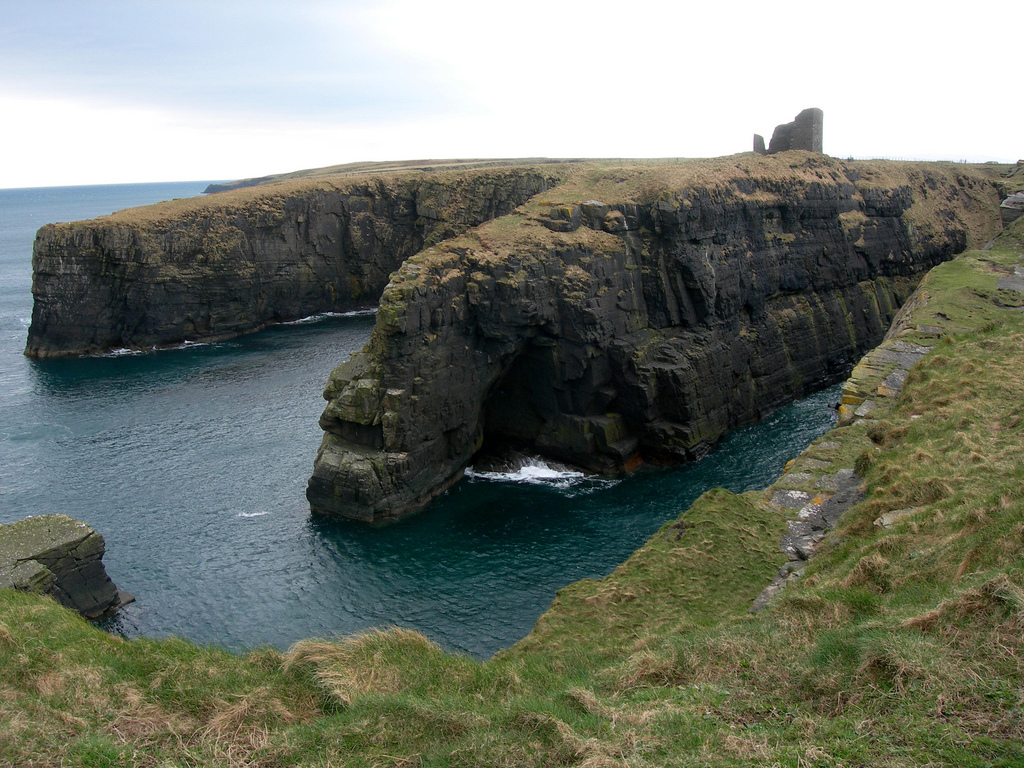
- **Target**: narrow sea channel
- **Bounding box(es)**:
[0,182,842,658]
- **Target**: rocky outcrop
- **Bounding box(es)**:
[752,223,1024,612]
[307,156,1002,522]
[26,166,565,357]
[0,514,132,618]
[1001,192,1024,224]
[750,469,864,613]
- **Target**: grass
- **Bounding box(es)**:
[6,175,1024,767]
[50,155,1008,239]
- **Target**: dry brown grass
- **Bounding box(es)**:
[284,636,405,705]
[283,627,462,707]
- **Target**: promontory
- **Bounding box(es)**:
[306,155,1003,520]
[24,155,1007,523]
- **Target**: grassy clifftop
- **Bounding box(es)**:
[85,155,1011,231]
[5,175,1024,767]
[201,157,592,193]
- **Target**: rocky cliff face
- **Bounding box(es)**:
[0,514,132,619]
[307,155,1002,521]
[26,167,565,357]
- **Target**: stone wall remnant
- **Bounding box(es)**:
[1001,192,1024,225]
[754,108,824,155]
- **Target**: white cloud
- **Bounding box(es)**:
[0,92,347,187]
[0,0,1020,187]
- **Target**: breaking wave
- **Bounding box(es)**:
[465,455,619,494]
[93,339,223,357]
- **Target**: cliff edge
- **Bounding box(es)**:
[1,218,1022,767]
[26,165,566,357]
[308,155,1002,521]
[0,514,131,619]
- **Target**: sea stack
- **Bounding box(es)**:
[0,514,132,619]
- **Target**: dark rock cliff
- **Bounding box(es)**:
[0,514,132,619]
[26,167,566,357]
[307,155,1002,521]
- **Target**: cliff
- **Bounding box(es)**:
[2,198,1021,768]
[308,155,1003,521]
[26,165,566,357]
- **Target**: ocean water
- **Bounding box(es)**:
[0,182,842,658]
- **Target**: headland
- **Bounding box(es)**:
[3,212,1023,766]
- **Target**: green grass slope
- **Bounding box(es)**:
[3,208,1024,768]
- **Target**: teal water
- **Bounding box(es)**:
[0,183,842,658]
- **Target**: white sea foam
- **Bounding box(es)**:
[101,347,148,357]
[466,456,618,494]
[93,339,217,357]
[174,339,231,352]
[237,511,270,518]
[280,308,377,326]
[86,310,373,357]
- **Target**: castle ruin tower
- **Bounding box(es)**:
[754,108,823,154]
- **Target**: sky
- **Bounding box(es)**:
[1,0,1019,189]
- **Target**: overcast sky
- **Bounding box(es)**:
[1,1,1019,188]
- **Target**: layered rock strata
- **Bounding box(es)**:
[0,514,132,618]
[751,229,1024,612]
[308,155,1001,521]
[26,166,565,357]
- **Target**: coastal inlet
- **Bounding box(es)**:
[0,180,850,655]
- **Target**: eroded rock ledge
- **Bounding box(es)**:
[0,514,132,618]
[26,166,565,357]
[308,155,1002,522]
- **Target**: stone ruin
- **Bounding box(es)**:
[1001,192,1024,225]
[754,108,824,154]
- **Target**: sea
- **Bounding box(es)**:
[0,181,842,658]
